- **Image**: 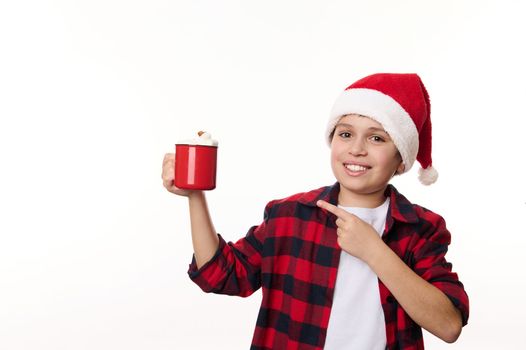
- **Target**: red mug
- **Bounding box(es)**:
[174,144,218,190]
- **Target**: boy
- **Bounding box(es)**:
[162,73,469,349]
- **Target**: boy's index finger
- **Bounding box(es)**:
[316,200,347,219]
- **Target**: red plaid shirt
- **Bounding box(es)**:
[188,183,469,349]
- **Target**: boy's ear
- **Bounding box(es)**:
[396,162,405,175]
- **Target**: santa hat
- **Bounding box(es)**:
[327,73,438,185]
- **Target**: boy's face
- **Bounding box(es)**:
[330,114,404,205]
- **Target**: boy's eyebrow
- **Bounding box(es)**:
[334,123,389,134]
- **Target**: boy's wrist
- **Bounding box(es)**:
[187,190,205,201]
[365,240,390,269]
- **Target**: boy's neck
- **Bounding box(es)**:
[337,186,388,208]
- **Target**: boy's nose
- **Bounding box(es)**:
[348,139,367,156]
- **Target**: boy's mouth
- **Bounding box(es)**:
[344,162,371,172]
[343,162,372,176]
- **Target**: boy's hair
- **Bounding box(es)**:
[326,73,438,185]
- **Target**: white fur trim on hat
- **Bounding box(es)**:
[327,88,419,173]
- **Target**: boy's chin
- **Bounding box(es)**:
[337,177,389,194]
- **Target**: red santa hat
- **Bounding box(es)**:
[326,73,438,185]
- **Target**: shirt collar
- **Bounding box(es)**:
[297,182,341,207]
[297,182,419,224]
[384,184,419,224]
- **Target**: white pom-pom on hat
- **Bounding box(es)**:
[418,166,438,185]
[327,73,438,185]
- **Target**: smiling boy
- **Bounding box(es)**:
[328,115,405,208]
[162,73,469,349]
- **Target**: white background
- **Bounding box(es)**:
[1,0,525,349]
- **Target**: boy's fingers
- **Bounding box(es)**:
[163,153,175,166]
[316,200,347,219]
[162,153,175,179]
[163,178,172,189]
[162,167,174,180]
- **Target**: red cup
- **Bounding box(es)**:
[174,144,218,190]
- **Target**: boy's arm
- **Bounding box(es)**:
[162,153,263,296]
[367,243,463,343]
[162,153,219,269]
[317,200,466,343]
[186,192,270,297]
[187,191,220,269]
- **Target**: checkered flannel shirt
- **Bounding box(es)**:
[188,183,469,349]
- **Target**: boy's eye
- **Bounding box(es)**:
[339,132,351,138]
[370,135,385,142]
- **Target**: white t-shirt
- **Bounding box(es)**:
[324,198,390,350]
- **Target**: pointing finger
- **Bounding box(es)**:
[316,200,349,219]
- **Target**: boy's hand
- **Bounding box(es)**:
[162,153,201,197]
[316,200,384,263]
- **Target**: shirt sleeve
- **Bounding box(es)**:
[411,215,470,326]
[187,201,272,297]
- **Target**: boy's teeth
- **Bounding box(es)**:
[345,164,368,172]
